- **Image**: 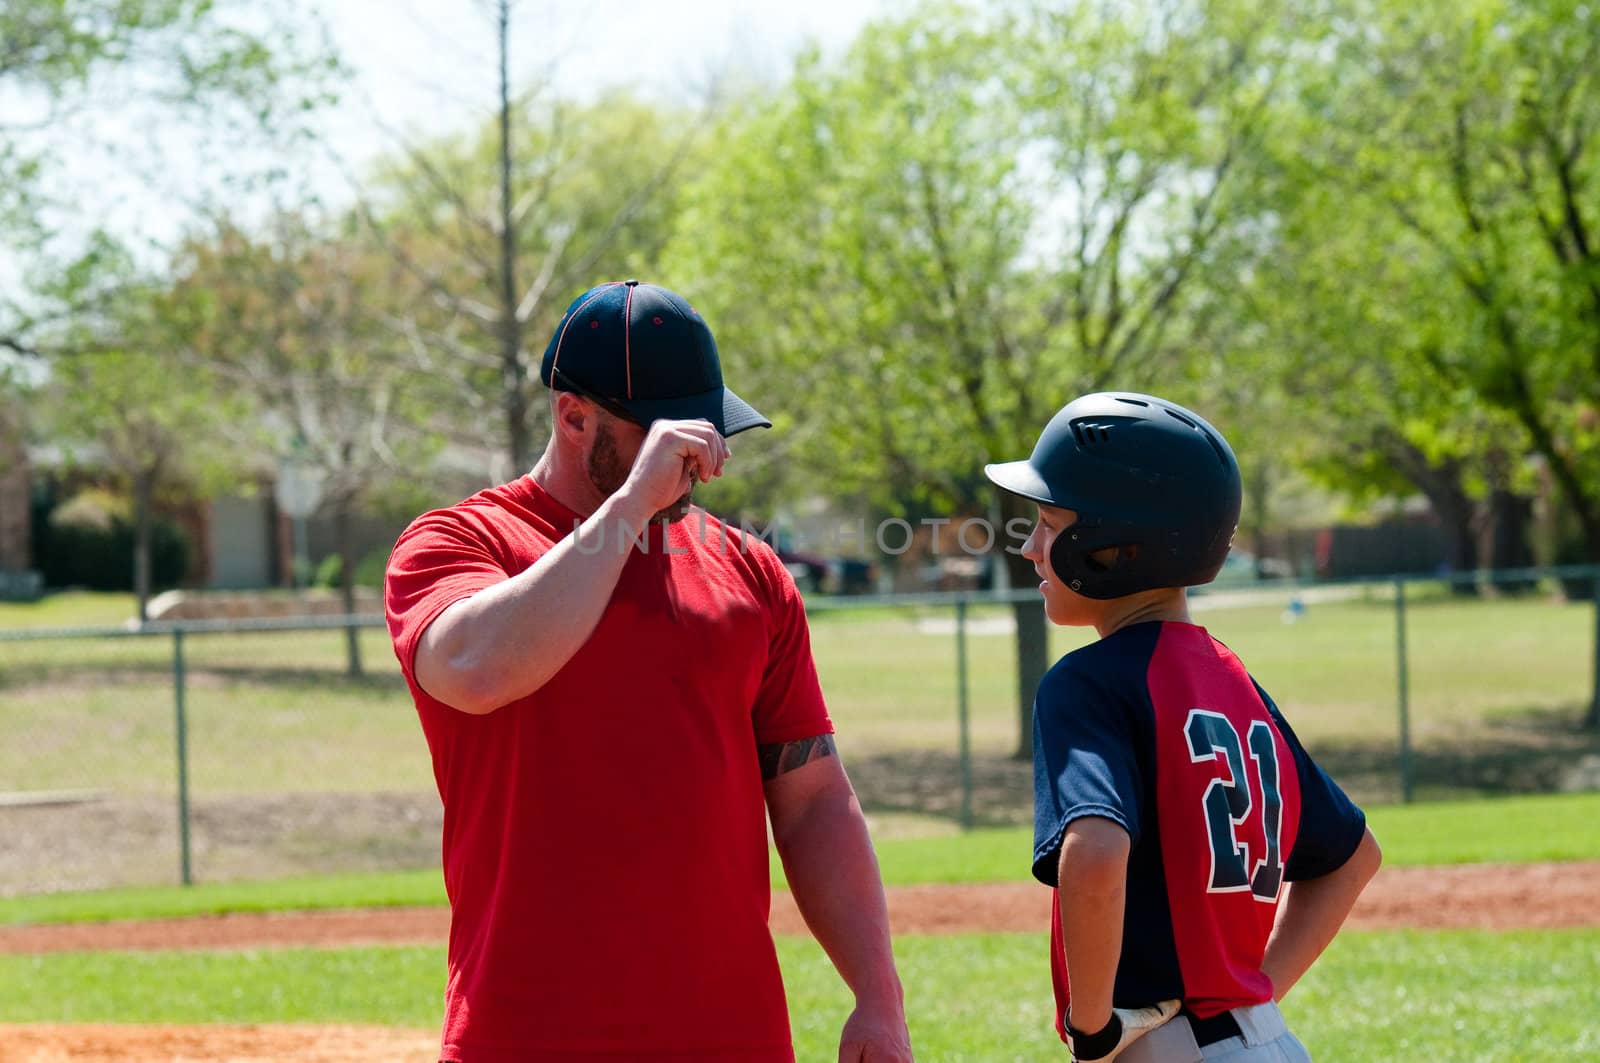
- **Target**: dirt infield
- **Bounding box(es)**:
[4,862,1599,957]
[1,1024,440,1062]
[5,863,1598,1061]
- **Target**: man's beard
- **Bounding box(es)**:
[588,421,693,524]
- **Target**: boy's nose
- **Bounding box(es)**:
[1020,525,1043,561]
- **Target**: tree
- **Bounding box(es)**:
[350,1,711,478]
[1267,0,1600,723]
[35,235,244,621]
[671,0,1295,755]
[162,210,442,674]
[1307,0,1598,555]
[0,0,337,596]
[0,0,334,273]
[1231,165,1538,586]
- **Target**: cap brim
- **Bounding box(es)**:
[983,460,1059,506]
[618,386,772,437]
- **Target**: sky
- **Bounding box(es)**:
[321,0,897,141]
[8,0,900,276]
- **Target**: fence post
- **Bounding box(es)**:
[1590,570,1600,730]
[173,627,193,886]
[955,598,974,830]
[1394,578,1414,804]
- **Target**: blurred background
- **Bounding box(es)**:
[2,0,1598,894]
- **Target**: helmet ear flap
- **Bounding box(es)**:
[1050,525,1141,600]
[1049,531,1087,597]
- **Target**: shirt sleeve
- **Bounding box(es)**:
[1032,661,1143,886]
[748,548,834,746]
[384,511,513,693]
[1256,682,1367,881]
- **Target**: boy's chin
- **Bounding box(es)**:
[1043,590,1096,627]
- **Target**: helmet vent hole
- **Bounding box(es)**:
[1164,408,1197,428]
[1071,420,1114,447]
[1114,396,1149,407]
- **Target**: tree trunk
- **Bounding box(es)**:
[496,0,529,474]
[0,400,30,575]
[999,492,1048,760]
[334,492,363,679]
[133,469,154,624]
[1586,522,1600,731]
[1589,578,1599,729]
[1247,459,1271,577]
[1011,595,1048,760]
[1379,436,1477,593]
[1485,486,1535,593]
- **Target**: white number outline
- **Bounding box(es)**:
[1184,708,1285,903]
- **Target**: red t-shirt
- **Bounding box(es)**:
[385,476,833,1062]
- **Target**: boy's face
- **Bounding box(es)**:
[1020,503,1097,626]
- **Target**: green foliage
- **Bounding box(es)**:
[160,210,451,535]
[670,0,1298,516]
[311,553,345,590]
[311,548,391,591]
[28,233,254,590]
[0,0,338,249]
[364,86,707,470]
[32,491,189,591]
[1256,0,1600,556]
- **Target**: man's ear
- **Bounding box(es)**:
[551,391,594,444]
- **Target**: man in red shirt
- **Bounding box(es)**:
[385,280,913,1063]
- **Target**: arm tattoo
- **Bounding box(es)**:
[758,734,837,780]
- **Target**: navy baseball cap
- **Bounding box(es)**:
[539,280,771,437]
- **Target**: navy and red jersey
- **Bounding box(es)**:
[1032,620,1365,1035]
[386,476,833,1062]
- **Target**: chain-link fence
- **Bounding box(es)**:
[3,566,1597,895]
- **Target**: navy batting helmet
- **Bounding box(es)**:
[984,392,1242,600]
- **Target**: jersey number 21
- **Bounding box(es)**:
[1184,709,1284,902]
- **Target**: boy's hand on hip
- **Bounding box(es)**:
[1066,1000,1181,1061]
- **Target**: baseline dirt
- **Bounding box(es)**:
[4,862,1598,957]
[6,864,1596,1061]
[0,1024,439,1062]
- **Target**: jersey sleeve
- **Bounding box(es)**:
[1031,661,1144,886]
[749,549,833,745]
[1255,682,1367,881]
[384,511,513,693]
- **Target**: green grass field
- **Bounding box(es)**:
[2,589,1594,795]
[2,589,1595,897]
[2,791,1596,927]
[2,789,1598,1058]
[4,931,1597,1059]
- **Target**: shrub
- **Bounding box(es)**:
[310,548,390,591]
[36,491,189,591]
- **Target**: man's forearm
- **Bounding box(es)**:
[773,781,903,1008]
[416,492,652,713]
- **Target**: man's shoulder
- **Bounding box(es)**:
[681,511,787,570]
[394,479,549,553]
[698,512,779,554]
